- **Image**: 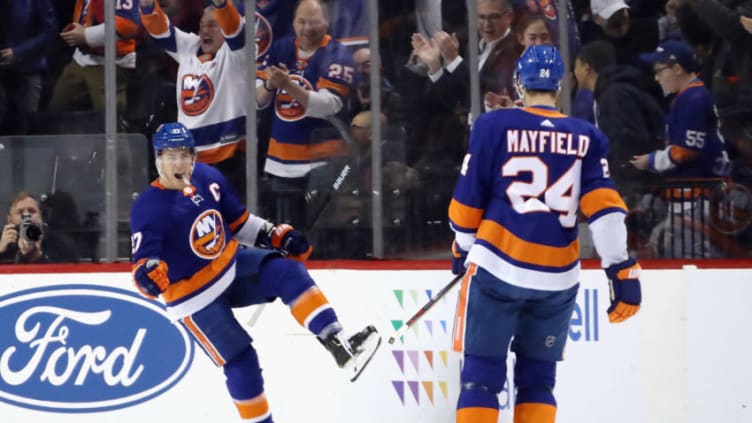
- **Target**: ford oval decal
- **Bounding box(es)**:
[0,285,194,412]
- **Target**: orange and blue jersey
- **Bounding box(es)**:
[649,78,731,178]
[449,105,627,291]
[258,34,355,178]
[74,0,139,58]
[141,0,248,164]
[130,163,251,318]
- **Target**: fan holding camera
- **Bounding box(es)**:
[0,192,46,264]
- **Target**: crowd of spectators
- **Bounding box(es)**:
[1,0,752,261]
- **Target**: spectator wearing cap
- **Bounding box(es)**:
[583,0,659,65]
[631,39,733,259]
[630,40,731,180]
[591,0,631,37]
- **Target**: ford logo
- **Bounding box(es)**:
[0,285,194,412]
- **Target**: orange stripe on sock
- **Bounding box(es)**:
[182,316,225,366]
[457,406,499,423]
[514,402,557,423]
[234,393,271,420]
[290,287,330,327]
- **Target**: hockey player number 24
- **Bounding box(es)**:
[502,157,581,228]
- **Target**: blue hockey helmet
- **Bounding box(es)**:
[515,45,565,92]
[152,122,195,154]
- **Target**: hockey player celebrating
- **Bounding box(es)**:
[130,122,381,422]
[448,45,641,423]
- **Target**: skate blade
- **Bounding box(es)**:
[347,331,382,382]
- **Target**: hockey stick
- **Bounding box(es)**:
[387,273,464,344]
[303,115,360,230]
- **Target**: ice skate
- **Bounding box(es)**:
[322,325,382,382]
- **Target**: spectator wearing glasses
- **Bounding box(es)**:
[631,40,730,179]
[411,0,519,118]
[632,41,732,258]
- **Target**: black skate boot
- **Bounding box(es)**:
[322,325,382,382]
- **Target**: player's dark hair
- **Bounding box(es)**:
[577,40,616,74]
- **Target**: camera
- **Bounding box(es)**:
[18,213,42,243]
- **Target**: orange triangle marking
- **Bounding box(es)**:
[421,381,434,404]
[424,350,434,369]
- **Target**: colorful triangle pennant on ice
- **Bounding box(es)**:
[392,350,405,374]
[424,320,433,336]
[393,290,404,308]
[424,350,434,369]
[407,350,419,373]
[422,381,434,404]
[392,381,405,404]
[407,381,419,403]
[410,289,419,305]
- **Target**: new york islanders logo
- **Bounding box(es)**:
[255,12,272,59]
[189,210,225,260]
[275,74,313,122]
[180,74,215,116]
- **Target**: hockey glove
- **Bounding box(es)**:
[451,240,468,276]
[134,258,170,299]
[605,257,642,323]
[271,224,313,261]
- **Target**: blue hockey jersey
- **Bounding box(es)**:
[654,79,731,178]
[130,163,251,318]
[449,106,627,290]
[258,34,355,177]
